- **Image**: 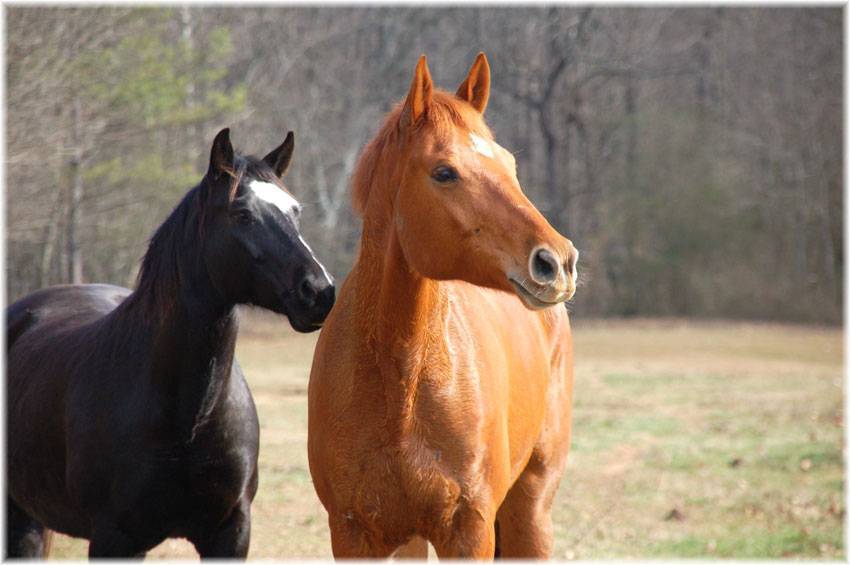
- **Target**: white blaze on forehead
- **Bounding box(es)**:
[470,133,495,159]
[249,180,300,217]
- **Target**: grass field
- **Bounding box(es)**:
[49,314,844,559]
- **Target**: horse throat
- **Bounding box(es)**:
[149,276,239,443]
[357,227,447,439]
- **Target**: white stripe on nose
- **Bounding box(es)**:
[298,235,334,285]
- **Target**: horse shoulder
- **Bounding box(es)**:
[447,284,553,375]
[308,284,389,505]
[446,284,568,476]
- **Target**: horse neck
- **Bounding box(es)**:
[157,287,238,442]
[353,215,449,437]
[130,241,239,442]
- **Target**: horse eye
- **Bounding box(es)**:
[431,165,459,184]
[232,210,254,225]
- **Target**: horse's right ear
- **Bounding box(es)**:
[208,128,234,179]
[456,52,490,114]
[262,131,295,177]
[400,55,433,130]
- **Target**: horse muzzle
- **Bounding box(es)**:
[284,271,336,332]
[508,244,578,310]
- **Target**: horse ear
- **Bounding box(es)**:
[456,52,490,114]
[400,55,433,130]
[262,131,295,177]
[208,128,234,179]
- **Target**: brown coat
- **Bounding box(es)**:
[308,53,578,559]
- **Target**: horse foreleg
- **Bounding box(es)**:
[431,505,496,559]
[494,452,565,558]
[328,513,396,558]
[6,497,49,558]
[192,500,251,559]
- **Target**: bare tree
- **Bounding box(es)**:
[6,7,842,323]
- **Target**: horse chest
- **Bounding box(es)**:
[343,372,485,519]
[313,302,514,547]
[341,430,489,549]
[103,437,254,540]
[64,377,257,539]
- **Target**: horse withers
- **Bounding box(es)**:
[307,53,578,559]
[6,128,334,558]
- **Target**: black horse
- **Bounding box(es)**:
[6,128,334,558]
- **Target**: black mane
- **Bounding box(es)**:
[234,153,279,184]
[132,185,204,318]
[131,153,278,318]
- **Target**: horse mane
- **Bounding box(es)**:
[131,153,278,320]
[131,184,206,320]
[352,90,491,218]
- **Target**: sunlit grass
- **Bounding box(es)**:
[48,314,843,559]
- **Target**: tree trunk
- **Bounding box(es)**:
[39,177,64,287]
[67,98,84,284]
[540,104,568,232]
[624,76,638,183]
[180,6,199,164]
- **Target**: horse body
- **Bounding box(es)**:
[310,270,572,557]
[309,54,578,558]
[7,129,335,558]
[8,284,258,552]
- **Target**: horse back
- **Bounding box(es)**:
[7,284,131,342]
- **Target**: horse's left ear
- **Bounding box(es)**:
[456,52,490,114]
[263,131,295,177]
[208,127,234,179]
[400,55,433,130]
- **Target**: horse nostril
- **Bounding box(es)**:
[298,278,318,304]
[530,248,559,285]
[566,248,579,280]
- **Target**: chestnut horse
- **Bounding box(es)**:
[308,53,579,559]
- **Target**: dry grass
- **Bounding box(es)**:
[49,313,844,559]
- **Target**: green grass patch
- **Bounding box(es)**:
[649,525,843,558]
